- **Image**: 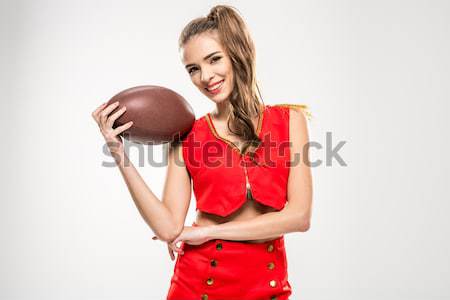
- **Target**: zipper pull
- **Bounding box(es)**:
[244,165,252,190]
[243,156,253,200]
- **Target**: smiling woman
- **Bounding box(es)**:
[162,4,312,300]
[92,3,311,300]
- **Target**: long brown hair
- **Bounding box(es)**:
[179,5,264,159]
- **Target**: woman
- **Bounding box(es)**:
[92,5,312,300]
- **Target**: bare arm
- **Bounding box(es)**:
[114,143,191,242]
[204,106,313,241]
[92,101,191,243]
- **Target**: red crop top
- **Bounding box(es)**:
[181,103,307,217]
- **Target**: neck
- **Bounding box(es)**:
[211,100,264,121]
[212,100,231,121]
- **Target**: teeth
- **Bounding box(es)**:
[207,80,224,91]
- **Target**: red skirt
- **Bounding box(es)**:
[166,228,292,300]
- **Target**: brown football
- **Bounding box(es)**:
[106,85,195,145]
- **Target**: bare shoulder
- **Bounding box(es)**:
[272,103,311,132]
[289,108,310,152]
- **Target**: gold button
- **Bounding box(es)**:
[206,278,214,286]
[201,294,209,300]
[267,244,274,252]
[270,296,278,300]
[210,259,217,267]
[267,262,275,270]
[269,280,277,288]
[216,243,223,250]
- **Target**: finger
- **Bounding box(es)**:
[92,102,107,116]
[106,106,127,128]
[175,241,184,254]
[91,102,108,122]
[99,101,120,125]
[167,245,175,261]
[112,121,133,136]
[169,241,183,254]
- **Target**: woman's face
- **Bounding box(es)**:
[180,31,234,104]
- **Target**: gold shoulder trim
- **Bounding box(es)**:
[272,103,313,120]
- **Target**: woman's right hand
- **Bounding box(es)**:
[152,236,183,261]
[91,101,133,155]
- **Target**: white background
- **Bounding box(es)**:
[1,0,449,299]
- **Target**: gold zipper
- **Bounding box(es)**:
[204,109,264,200]
[243,161,253,200]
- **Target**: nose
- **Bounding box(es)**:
[200,67,214,85]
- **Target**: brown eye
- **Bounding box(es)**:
[211,56,221,63]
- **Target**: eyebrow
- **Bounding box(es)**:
[185,51,222,69]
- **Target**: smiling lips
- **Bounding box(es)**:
[206,80,224,94]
